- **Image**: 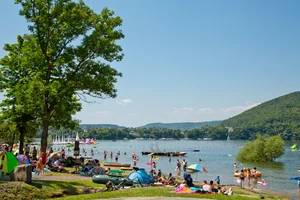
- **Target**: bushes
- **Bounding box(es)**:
[236,135,284,162]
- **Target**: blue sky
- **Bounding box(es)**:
[0,0,300,127]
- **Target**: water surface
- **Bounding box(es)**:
[59,140,300,196]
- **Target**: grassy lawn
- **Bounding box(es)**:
[0,180,104,200]
[54,186,287,200]
[0,180,290,200]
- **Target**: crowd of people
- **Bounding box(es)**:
[0,144,109,176]
[234,162,259,188]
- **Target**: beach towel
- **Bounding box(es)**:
[174,187,195,194]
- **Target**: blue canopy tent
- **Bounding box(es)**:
[128,169,154,184]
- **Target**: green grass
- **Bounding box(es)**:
[0,180,104,200]
[54,187,260,200]
[0,180,290,200]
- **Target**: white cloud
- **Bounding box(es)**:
[116,99,133,106]
[198,108,212,112]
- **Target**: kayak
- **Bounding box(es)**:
[290,176,300,180]
[120,167,133,171]
[92,175,133,186]
[104,162,131,167]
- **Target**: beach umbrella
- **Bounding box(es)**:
[187,164,208,173]
[16,154,31,164]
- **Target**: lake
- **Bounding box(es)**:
[58,139,300,196]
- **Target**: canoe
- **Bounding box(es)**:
[92,175,133,186]
[104,162,131,167]
[234,171,262,177]
[120,167,133,171]
[191,150,200,152]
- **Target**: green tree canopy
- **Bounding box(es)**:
[0,0,125,152]
[236,135,285,162]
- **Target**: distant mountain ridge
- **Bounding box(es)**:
[80,124,126,129]
[79,121,222,130]
[140,121,222,130]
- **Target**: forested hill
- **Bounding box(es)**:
[140,121,222,130]
[222,91,300,140]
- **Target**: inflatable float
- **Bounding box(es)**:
[92,175,133,186]
[234,171,262,177]
[257,179,267,185]
[290,176,300,180]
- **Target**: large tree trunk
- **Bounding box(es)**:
[19,127,25,154]
[41,99,50,153]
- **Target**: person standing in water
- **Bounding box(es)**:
[240,169,245,188]
[182,159,187,172]
[215,175,220,186]
[176,159,181,171]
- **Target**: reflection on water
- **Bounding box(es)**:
[242,161,284,171]
[55,140,300,196]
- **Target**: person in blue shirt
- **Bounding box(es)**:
[215,175,220,186]
[185,174,194,187]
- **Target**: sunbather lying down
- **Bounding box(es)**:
[52,159,69,173]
